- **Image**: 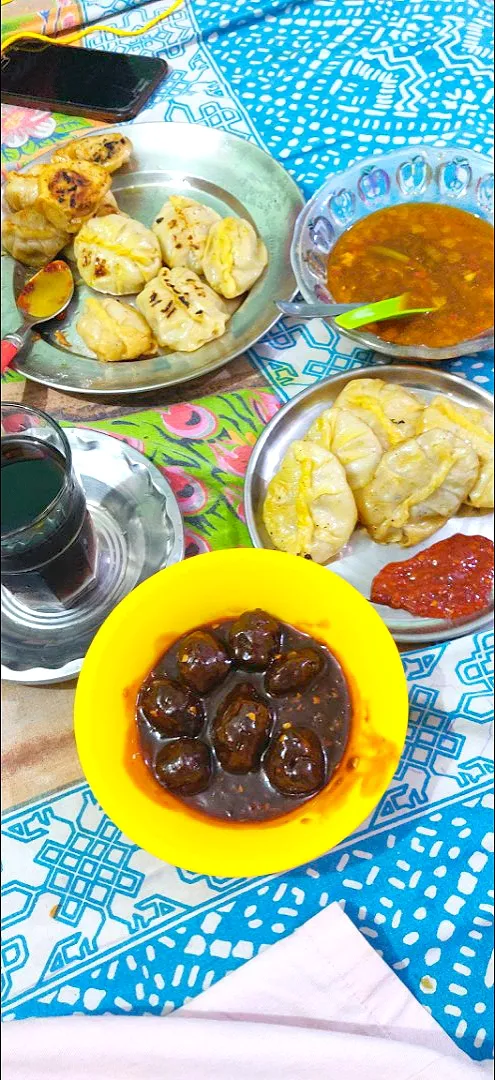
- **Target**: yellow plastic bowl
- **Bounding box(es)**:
[75,548,409,878]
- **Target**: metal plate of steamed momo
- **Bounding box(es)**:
[244,365,494,645]
[1,428,184,684]
[1,122,304,395]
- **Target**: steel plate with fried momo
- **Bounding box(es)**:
[360,428,480,546]
[36,161,111,233]
[263,440,357,563]
[52,133,132,173]
[137,267,230,352]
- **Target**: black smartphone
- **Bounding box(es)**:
[1,39,169,122]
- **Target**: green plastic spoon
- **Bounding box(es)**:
[277,293,434,326]
[334,293,434,330]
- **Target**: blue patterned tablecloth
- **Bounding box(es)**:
[1,0,494,1064]
[2,634,494,1058]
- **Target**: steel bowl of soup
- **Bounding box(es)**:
[291,146,494,361]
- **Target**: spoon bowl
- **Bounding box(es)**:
[1,260,74,374]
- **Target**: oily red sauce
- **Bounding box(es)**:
[326,203,494,348]
[135,610,351,823]
[371,534,494,619]
[18,260,73,320]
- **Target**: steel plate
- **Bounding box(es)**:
[1,122,304,395]
[244,365,494,644]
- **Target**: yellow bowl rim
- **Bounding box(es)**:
[74,548,409,878]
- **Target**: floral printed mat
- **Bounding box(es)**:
[81,388,278,556]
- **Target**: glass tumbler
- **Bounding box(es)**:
[1,403,97,610]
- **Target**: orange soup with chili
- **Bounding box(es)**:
[326,203,494,348]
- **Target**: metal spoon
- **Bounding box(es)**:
[1,260,74,374]
[277,293,434,328]
[277,300,367,318]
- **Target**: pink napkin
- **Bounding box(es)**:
[2,902,486,1079]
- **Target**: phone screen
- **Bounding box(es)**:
[1,40,168,119]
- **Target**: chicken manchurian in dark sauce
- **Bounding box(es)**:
[136,610,351,822]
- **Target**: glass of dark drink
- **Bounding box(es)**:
[1,403,97,610]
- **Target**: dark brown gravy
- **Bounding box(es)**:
[136,613,351,824]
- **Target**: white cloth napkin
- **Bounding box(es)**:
[2,902,487,1079]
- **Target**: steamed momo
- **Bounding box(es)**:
[360,428,480,547]
[74,215,162,295]
[2,208,69,267]
[202,216,268,298]
[417,395,494,510]
[152,195,221,274]
[136,267,230,352]
[305,406,383,497]
[262,440,357,564]
[62,192,123,264]
[333,378,424,450]
[77,296,155,362]
[4,165,43,212]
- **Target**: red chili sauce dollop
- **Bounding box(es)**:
[371,534,494,620]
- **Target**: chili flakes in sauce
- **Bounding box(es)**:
[370,534,494,620]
